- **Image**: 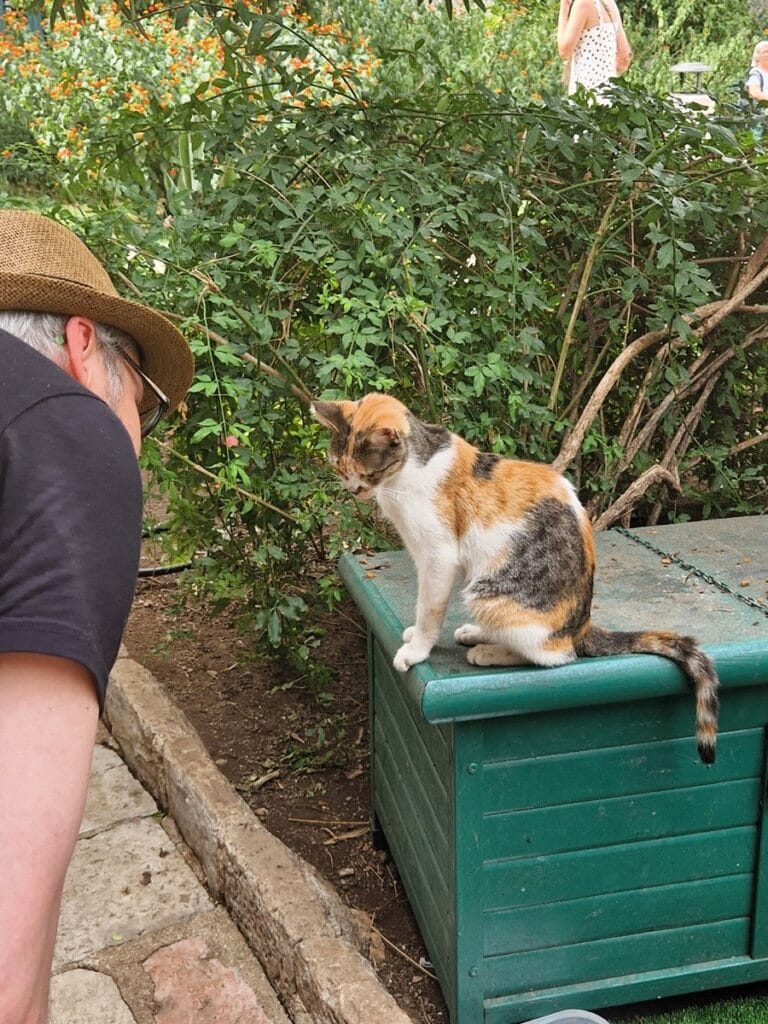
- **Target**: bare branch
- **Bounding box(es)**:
[548,193,618,412]
[592,465,680,532]
[552,327,668,472]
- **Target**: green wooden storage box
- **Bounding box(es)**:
[338,516,768,1024]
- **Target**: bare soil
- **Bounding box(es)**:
[123,558,449,1024]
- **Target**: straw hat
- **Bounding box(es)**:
[0,210,193,415]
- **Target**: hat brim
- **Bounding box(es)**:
[0,273,194,416]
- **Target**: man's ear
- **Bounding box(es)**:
[62,317,100,389]
[310,399,356,434]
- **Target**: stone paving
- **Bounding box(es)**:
[49,725,292,1024]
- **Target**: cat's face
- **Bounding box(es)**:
[311,394,410,499]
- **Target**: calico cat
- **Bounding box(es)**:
[312,392,720,764]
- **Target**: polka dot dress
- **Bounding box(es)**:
[568,0,617,100]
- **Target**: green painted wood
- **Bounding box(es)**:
[483,729,764,812]
[453,722,486,1024]
[338,519,768,726]
[484,874,753,955]
[483,777,761,859]
[373,752,454,980]
[373,709,451,903]
[483,826,758,911]
[483,688,768,761]
[483,918,751,997]
[630,517,768,598]
[420,643,767,725]
[369,638,456,1004]
[340,517,768,1024]
[483,956,768,1024]
[372,640,452,783]
[749,727,768,958]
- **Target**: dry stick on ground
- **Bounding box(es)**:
[371,927,438,981]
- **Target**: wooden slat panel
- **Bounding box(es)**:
[484,874,753,956]
[374,751,453,974]
[484,730,763,813]
[484,826,757,911]
[452,723,487,1024]
[374,716,451,906]
[484,918,751,997]
[482,956,768,1024]
[373,641,451,780]
[483,689,768,762]
[375,673,451,856]
[749,726,768,957]
[483,777,760,859]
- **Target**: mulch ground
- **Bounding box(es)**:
[124,567,449,1024]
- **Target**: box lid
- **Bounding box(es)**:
[338,516,768,723]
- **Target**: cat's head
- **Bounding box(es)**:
[311,393,410,499]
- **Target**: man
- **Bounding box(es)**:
[0,210,194,1024]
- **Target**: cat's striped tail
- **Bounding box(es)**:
[574,625,719,765]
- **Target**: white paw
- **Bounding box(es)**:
[402,626,415,642]
[393,641,431,672]
[454,623,485,646]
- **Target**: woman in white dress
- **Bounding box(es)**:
[746,40,768,102]
[557,0,632,100]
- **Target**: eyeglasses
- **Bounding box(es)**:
[117,347,169,438]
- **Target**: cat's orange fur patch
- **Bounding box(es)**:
[350,394,410,435]
[469,594,583,636]
[437,438,575,536]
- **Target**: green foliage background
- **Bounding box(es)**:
[1,0,767,679]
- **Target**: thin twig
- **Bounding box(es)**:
[156,440,301,524]
[288,817,368,827]
[548,192,618,412]
[372,927,438,981]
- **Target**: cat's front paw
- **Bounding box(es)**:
[393,641,431,672]
[402,626,415,642]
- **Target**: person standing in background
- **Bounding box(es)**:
[558,0,632,100]
[746,40,768,101]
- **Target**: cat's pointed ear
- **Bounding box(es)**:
[379,426,401,446]
[311,400,354,434]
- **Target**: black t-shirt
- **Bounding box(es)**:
[0,328,142,710]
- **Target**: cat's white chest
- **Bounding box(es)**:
[375,447,454,549]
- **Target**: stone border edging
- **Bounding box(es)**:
[105,655,416,1024]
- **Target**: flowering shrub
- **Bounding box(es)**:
[0,1,376,190]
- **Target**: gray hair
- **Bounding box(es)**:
[753,40,768,65]
[0,311,135,405]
